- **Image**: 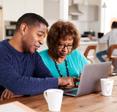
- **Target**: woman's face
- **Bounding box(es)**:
[55,36,73,58]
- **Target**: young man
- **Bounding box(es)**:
[0,13,74,99]
[96,21,117,62]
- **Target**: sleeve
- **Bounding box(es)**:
[75,49,89,74]
[33,53,53,78]
[99,32,110,43]
[78,51,89,68]
[75,49,89,64]
[0,54,58,96]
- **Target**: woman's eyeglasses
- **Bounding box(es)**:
[57,44,73,50]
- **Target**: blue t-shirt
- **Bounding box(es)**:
[39,49,89,78]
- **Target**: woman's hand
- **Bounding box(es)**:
[58,77,75,88]
[58,76,81,88]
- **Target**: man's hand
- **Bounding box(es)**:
[58,77,75,88]
[0,89,14,100]
[0,89,22,101]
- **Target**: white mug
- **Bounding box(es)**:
[100,78,114,96]
[43,89,63,112]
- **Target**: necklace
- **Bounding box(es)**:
[54,59,69,77]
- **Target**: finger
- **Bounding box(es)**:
[1,90,6,100]
[3,90,9,99]
[13,95,22,98]
[7,91,14,99]
[7,89,15,99]
[0,92,5,100]
[3,89,13,100]
[66,84,74,88]
[74,78,80,82]
[67,80,74,87]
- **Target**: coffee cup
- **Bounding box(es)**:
[100,78,114,96]
[43,89,63,112]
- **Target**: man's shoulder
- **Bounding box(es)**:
[0,40,11,59]
[0,40,7,51]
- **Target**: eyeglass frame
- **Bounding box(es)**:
[57,43,73,50]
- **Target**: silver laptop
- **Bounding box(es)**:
[64,62,111,96]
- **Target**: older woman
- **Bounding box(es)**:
[39,21,89,78]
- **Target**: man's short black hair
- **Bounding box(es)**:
[111,21,117,29]
[16,13,49,31]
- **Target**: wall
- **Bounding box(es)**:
[44,0,69,27]
[3,0,44,21]
[0,8,3,40]
[0,0,44,40]
[74,0,100,5]
[44,0,59,26]
[0,0,4,40]
[70,0,101,36]
[101,0,117,33]
[43,0,101,36]
[0,0,2,6]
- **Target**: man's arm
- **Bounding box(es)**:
[0,58,58,95]
[33,53,52,78]
[0,77,75,100]
[0,63,74,96]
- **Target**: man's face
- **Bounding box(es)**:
[22,23,47,54]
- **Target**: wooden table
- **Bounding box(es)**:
[1,76,117,112]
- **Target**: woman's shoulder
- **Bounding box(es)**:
[69,49,89,64]
[38,49,50,60]
[69,49,88,60]
[38,49,48,56]
[70,49,82,56]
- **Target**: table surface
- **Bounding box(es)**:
[1,76,117,112]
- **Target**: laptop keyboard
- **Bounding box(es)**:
[64,88,78,94]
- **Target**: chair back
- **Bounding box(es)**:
[107,44,117,60]
[107,44,117,73]
[84,45,97,57]
[84,45,97,63]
